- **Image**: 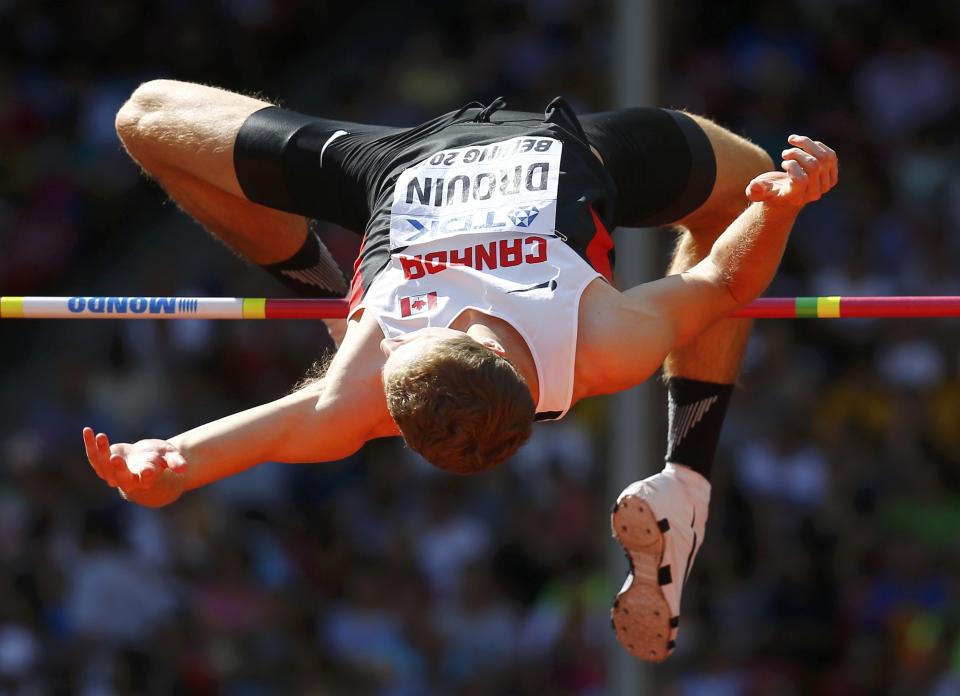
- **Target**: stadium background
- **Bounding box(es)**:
[1,1,959,693]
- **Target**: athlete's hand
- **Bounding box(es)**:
[745,135,838,208]
[82,427,186,506]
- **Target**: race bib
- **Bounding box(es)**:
[390,136,562,248]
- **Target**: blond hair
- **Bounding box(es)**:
[384,334,535,474]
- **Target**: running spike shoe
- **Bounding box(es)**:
[611,463,710,662]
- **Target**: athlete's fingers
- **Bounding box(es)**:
[95,432,117,487]
[111,453,142,490]
[781,147,821,176]
[83,428,98,472]
[83,427,108,482]
[782,159,806,184]
[793,135,838,192]
[782,148,823,198]
[813,139,837,160]
[163,451,187,474]
[746,178,774,202]
[783,159,812,200]
[788,134,837,196]
[131,451,167,488]
[138,459,157,487]
[807,142,833,195]
[816,140,839,189]
[787,134,829,160]
[129,450,164,486]
[111,454,138,490]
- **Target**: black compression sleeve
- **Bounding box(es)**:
[234,106,314,212]
[579,108,716,227]
[664,377,733,481]
[233,106,380,231]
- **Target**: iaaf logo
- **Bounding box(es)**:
[398,235,548,280]
[66,296,196,314]
[402,205,541,241]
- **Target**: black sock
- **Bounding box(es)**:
[261,223,349,298]
[664,377,734,482]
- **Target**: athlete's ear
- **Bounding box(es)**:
[480,339,506,356]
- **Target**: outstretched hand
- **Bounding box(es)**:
[82,427,186,504]
[746,134,838,208]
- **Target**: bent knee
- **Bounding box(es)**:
[127,78,181,109]
[117,79,267,147]
[689,113,772,176]
[115,79,181,150]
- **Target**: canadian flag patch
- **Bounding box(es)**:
[400,292,438,317]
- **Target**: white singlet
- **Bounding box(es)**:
[350,135,603,420]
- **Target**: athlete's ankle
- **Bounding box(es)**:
[663,462,712,498]
[664,377,734,482]
[261,222,349,297]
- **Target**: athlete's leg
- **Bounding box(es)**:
[115,80,377,301]
[116,80,308,264]
[610,117,771,663]
[661,115,772,476]
[674,113,774,236]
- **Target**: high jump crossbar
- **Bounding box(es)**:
[2,296,960,320]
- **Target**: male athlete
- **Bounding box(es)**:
[81,80,838,662]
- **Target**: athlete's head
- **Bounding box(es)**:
[381,327,535,474]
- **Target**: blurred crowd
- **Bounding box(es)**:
[1,0,959,694]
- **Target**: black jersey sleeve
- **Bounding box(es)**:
[233,106,398,232]
[578,108,716,227]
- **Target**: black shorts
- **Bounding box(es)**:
[234,99,716,299]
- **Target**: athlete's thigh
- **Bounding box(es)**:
[234,107,399,229]
[580,108,718,228]
[675,113,773,228]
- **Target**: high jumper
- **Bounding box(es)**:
[80,80,838,661]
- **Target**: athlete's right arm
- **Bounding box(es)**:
[82,378,379,507]
[83,313,394,507]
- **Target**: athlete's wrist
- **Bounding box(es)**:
[755,199,803,218]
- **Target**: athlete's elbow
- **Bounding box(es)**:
[724,272,775,308]
[304,398,370,462]
[702,257,759,308]
[692,257,735,302]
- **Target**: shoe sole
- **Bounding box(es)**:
[611,494,675,663]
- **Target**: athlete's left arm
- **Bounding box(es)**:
[587,136,838,391]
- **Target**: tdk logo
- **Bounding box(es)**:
[401,206,543,239]
[66,297,195,314]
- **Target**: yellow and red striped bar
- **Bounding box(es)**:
[2,296,960,320]
[729,296,960,318]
